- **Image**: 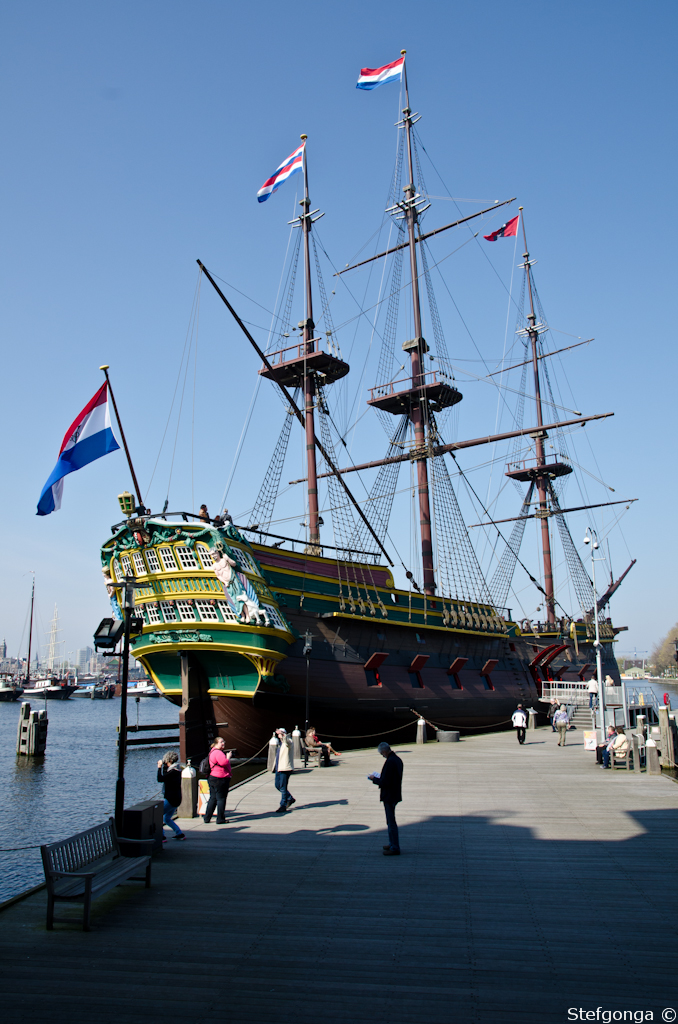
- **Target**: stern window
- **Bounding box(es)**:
[120,555,133,577]
[160,601,178,622]
[196,546,214,570]
[146,605,162,625]
[159,548,178,571]
[217,601,238,623]
[145,549,161,573]
[175,546,199,570]
[195,600,219,622]
[133,553,146,576]
[176,600,196,622]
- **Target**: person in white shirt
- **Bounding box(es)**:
[511,705,528,745]
[588,677,598,709]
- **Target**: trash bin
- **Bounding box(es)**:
[436,730,460,742]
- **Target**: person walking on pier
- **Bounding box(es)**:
[272,728,295,813]
[588,676,599,709]
[157,751,186,841]
[203,737,232,824]
[547,699,559,732]
[369,742,403,856]
[511,705,528,744]
[553,705,570,746]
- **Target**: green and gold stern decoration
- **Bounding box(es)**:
[100,518,295,699]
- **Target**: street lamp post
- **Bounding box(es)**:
[303,631,313,734]
[93,576,144,834]
[584,529,605,739]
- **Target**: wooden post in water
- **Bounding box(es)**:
[16,702,48,755]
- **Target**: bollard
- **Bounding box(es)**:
[416,718,427,744]
[646,738,661,776]
[292,726,302,761]
[178,761,198,818]
[658,707,675,769]
[636,715,646,740]
[436,730,460,742]
[527,708,537,730]
[632,734,642,774]
[17,702,48,756]
[267,732,278,771]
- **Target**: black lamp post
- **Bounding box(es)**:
[303,630,313,734]
[94,576,144,833]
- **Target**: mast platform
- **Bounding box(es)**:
[367,371,462,416]
[259,338,349,388]
[505,456,573,482]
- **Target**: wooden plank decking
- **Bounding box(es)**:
[1,726,677,1023]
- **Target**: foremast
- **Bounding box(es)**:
[396,52,435,595]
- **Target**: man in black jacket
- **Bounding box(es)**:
[369,742,403,856]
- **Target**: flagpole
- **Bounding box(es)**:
[99,365,144,510]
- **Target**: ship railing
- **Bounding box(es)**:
[506,454,569,474]
[264,336,331,367]
[542,680,629,708]
[625,686,661,713]
[368,369,452,401]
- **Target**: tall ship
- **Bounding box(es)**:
[99,56,634,758]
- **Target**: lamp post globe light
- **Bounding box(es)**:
[93,576,144,832]
[583,529,605,739]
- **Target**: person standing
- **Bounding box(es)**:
[553,705,570,746]
[369,742,404,856]
[547,699,559,732]
[157,751,185,841]
[588,676,599,709]
[511,705,528,744]
[203,737,232,824]
[271,728,295,813]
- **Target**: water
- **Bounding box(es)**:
[0,696,178,903]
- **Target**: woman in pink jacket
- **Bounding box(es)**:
[203,737,233,824]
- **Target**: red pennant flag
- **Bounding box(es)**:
[484,214,520,242]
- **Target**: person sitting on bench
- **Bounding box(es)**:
[305,726,341,761]
[602,726,628,768]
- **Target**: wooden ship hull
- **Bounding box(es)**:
[101,521,621,759]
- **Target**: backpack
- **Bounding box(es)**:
[199,754,211,776]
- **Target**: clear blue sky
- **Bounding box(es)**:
[1,0,675,663]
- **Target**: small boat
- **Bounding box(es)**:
[0,674,24,702]
[128,682,159,698]
[28,677,78,700]
[91,682,116,699]
[71,685,95,698]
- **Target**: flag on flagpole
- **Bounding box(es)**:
[483,214,520,241]
[37,382,120,516]
[257,141,305,203]
[356,56,405,90]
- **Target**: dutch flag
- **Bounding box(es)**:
[356,56,405,91]
[37,382,120,516]
[257,141,305,203]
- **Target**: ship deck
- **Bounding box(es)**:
[1,727,676,1021]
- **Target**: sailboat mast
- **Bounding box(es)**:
[520,209,556,624]
[299,135,321,554]
[25,573,35,685]
[401,52,435,596]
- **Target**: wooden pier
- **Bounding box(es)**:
[1,726,678,1022]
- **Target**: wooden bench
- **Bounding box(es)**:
[611,744,632,770]
[40,817,153,931]
[301,737,330,768]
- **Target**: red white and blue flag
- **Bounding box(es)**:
[356,56,405,91]
[257,141,305,203]
[483,214,520,242]
[37,382,120,516]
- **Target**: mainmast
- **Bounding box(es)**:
[299,136,321,554]
[508,210,563,624]
[398,52,435,594]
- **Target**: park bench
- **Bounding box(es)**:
[301,736,330,768]
[611,744,632,770]
[40,817,153,931]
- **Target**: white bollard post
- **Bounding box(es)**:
[292,726,302,761]
[267,732,278,771]
[178,761,198,818]
[527,708,537,730]
[416,718,427,744]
